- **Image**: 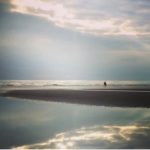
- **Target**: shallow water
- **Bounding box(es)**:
[0,96,150,149]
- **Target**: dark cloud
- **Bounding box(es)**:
[0,0,12,12]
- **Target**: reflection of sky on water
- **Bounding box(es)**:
[0,97,150,149]
[13,125,150,149]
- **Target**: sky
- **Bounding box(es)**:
[0,0,150,80]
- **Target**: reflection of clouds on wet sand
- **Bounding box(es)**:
[12,124,150,149]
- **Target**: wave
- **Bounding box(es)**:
[1,80,150,89]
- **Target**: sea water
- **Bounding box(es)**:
[0,80,150,149]
[1,80,150,90]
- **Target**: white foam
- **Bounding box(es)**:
[0,80,150,90]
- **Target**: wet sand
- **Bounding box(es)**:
[1,89,150,107]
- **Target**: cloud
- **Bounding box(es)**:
[12,124,150,149]
[2,0,149,37]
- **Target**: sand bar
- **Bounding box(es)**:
[1,89,150,107]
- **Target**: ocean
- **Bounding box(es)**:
[1,80,150,90]
[0,80,150,149]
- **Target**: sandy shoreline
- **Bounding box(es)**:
[1,89,150,107]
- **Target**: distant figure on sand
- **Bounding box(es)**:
[104,81,107,86]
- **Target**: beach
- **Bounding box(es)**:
[1,80,150,148]
[2,89,150,107]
